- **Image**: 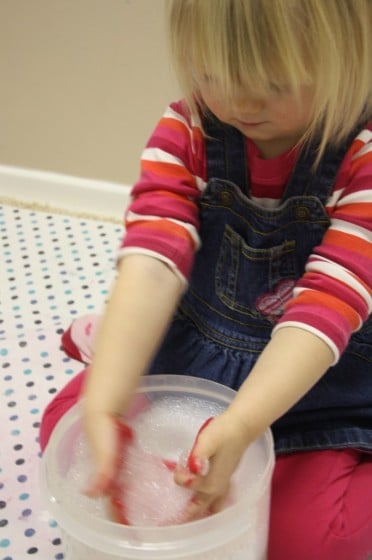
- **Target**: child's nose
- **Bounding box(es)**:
[233,95,265,115]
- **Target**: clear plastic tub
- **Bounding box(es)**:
[41,375,275,560]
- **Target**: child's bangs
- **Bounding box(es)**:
[170,0,313,103]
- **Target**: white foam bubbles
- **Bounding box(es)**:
[59,393,226,526]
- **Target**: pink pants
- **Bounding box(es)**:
[40,368,372,560]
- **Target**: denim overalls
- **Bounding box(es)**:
[149,114,372,454]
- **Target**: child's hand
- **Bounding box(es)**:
[174,410,251,519]
[83,411,122,497]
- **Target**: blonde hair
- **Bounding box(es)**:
[167,0,372,160]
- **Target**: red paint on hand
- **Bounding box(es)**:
[162,458,178,471]
[109,419,134,525]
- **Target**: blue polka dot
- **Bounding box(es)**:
[30,408,39,415]
[19,493,30,501]
[0,539,10,547]
[0,349,8,356]
[25,528,35,537]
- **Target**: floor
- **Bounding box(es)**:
[0,203,122,560]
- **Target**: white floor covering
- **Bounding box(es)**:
[0,202,123,560]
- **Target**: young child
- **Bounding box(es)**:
[40,1,372,558]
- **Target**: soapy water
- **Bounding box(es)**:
[109,436,192,526]
[62,395,236,527]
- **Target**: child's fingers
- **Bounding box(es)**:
[184,486,229,520]
[185,490,213,519]
[85,471,114,497]
[174,465,198,488]
[208,491,229,514]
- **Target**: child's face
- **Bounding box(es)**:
[199,79,314,158]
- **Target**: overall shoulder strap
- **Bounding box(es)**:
[204,112,249,192]
[283,125,364,203]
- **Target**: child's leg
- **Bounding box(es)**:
[41,314,100,449]
[269,449,372,560]
[39,368,88,451]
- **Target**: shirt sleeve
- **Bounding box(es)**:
[117,101,206,283]
[274,126,372,363]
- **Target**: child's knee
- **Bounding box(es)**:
[268,450,372,560]
[39,369,87,451]
[269,505,372,560]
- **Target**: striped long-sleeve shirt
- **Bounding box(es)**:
[119,100,372,363]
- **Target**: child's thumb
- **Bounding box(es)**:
[187,417,214,475]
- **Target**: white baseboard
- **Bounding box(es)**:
[0,164,131,221]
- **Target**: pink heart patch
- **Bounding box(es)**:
[255,278,296,323]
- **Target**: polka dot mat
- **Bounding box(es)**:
[0,204,122,560]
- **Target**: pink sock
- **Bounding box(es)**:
[61,314,101,363]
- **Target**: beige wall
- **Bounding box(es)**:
[0,0,179,186]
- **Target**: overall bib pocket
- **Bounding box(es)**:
[215,224,297,320]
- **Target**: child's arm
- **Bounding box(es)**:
[82,253,184,495]
[177,326,334,518]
